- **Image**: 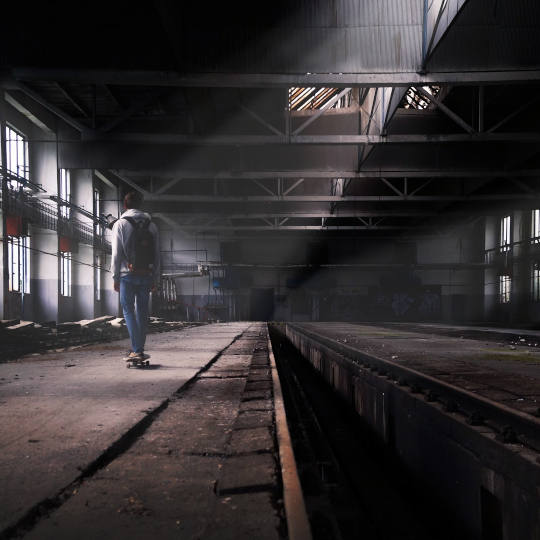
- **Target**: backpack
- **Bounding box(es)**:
[122,216,155,275]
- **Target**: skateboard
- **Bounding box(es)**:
[125,354,151,368]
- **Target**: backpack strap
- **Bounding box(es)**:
[122,216,150,229]
[122,216,137,228]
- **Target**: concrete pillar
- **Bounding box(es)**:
[484,216,498,321]
[73,244,94,320]
[31,228,58,323]
[30,123,59,323]
[98,179,121,317]
[71,170,95,320]
[0,95,7,320]
[511,210,528,324]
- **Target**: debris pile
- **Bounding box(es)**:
[0,316,205,361]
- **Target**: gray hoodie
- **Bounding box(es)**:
[110,208,160,283]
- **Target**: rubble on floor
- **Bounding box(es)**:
[0,317,206,361]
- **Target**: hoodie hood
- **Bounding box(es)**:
[121,208,151,221]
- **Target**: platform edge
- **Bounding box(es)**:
[267,324,312,540]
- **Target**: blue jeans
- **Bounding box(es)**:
[119,274,152,353]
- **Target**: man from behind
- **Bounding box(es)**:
[111,191,160,362]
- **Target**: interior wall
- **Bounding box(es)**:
[485,209,540,326]
[0,98,124,324]
[169,220,486,323]
[160,230,220,321]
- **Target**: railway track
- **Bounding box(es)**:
[286,323,540,454]
[269,325,457,540]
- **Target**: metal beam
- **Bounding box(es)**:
[85,132,540,145]
[153,212,189,237]
[173,225,424,231]
[283,178,305,195]
[94,170,116,190]
[380,178,404,196]
[424,0,449,61]
[487,94,540,133]
[109,170,150,196]
[478,86,485,132]
[115,169,540,180]
[409,179,432,196]
[252,179,275,196]
[415,86,475,134]
[510,178,537,194]
[240,104,284,136]
[101,84,125,112]
[292,88,352,135]
[55,82,89,117]
[100,93,160,133]
[154,177,181,194]
[158,211,438,219]
[15,81,90,133]
[144,194,540,203]
[11,68,540,87]
[4,92,54,133]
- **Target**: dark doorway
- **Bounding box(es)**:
[249,288,274,321]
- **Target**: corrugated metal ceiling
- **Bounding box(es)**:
[427,0,540,71]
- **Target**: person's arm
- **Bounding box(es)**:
[111,220,122,292]
[151,222,161,291]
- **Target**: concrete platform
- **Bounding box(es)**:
[284,322,540,540]
[293,322,540,416]
[0,323,289,539]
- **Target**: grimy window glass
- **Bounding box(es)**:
[8,236,30,293]
[533,264,540,302]
[59,169,71,218]
[5,125,29,189]
[60,252,72,297]
[93,187,103,237]
[95,255,101,301]
[532,210,540,243]
[499,275,511,304]
[500,215,511,252]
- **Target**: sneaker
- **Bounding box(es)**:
[125,351,140,361]
[140,352,150,360]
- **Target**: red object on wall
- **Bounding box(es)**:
[6,215,24,236]
[59,236,72,252]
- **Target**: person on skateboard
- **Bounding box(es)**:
[111,191,160,364]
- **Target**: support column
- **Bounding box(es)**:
[31,123,59,322]
[0,94,7,319]
[512,211,529,324]
[72,169,95,320]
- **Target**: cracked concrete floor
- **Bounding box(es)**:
[0,322,250,535]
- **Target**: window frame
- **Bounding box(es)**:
[93,186,103,237]
[532,209,540,244]
[532,263,540,303]
[8,236,30,293]
[499,274,511,304]
[5,124,29,189]
[59,169,71,219]
[500,215,511,253]
[95,255,101,301]
[60,252,72,297]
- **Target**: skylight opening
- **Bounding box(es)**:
[289,87,352,111]
[402,85,441,110]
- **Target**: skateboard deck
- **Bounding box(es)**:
[125,354,151,368]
